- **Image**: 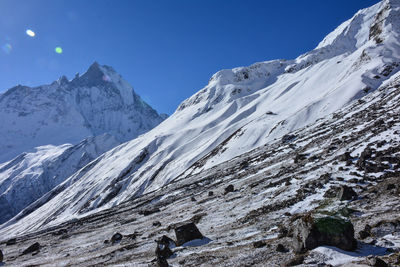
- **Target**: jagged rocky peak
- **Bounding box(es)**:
[70,61,117,88]
[57,75,69,85]
[0,61,166,164]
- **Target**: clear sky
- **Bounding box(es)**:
[0,0,380,115]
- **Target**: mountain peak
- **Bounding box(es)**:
[57,75,69,85]
[0,62,166,164]
[70,61,117,87]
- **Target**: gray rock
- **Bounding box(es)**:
[155,235,175,267]
[174,222,203,246]
[224,184,234,194]
[111,232,123,244]
[292,215,357,253]
[282,134,297,144]
[153,221,161,227]
[22,242,40,255]
[276,243,288,252]
[338,152,353,162]
[338,185,358,201]
[253,240,266,248]
[6,238,16,246]
[368,256,388,267]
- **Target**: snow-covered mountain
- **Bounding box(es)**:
[0,134,119,224]
[0,62,166,164]
[2,0,400,236]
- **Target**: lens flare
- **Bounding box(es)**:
[55,47,63,54]
[26,29,35,37]
[2,44,12,54]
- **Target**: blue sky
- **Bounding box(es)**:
[0,0,380,114]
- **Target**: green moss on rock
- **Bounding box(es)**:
[315,217,352,235]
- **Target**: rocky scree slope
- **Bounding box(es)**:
[2,0,399,236]
[0,62,165,164]
[1,56,400,266]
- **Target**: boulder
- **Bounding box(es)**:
[387,184,395,190]
[153,221,162,227]
[155,235,175,267]
[139,207,160,216]
[174,222,203,246]
[338,152,353,162]
[253,240,266,248]
[276,243,288,252]
[157,257,168,267]
[282,134,297,144]
[224,184,234,194]
[22,242,40,255]
[358,224,371,239]
[292,215,357,253]
[368,256,388,267]
[6,238,16,246]
[294,153,307,164]
[0,249,3,262]
[338,185,358,201]
[111,232,123,244]
[158,235,176,248]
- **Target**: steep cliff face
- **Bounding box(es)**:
[2,0,400,236]
[0,62,165,164]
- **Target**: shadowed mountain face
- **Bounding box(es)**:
[0,62,166,164]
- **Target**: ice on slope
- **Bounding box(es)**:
[2,0,400,235]
[0,62,165,164]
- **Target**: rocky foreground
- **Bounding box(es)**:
[0,63,400,267]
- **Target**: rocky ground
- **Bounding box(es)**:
[1,78,400,266]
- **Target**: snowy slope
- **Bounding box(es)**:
[2,0,400,235]
[0,134,119,224]
[0,62,165,164]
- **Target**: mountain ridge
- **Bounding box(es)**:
[0,62,166,164]
[2,0,400,239]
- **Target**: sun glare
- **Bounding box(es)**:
[26,29,36,37]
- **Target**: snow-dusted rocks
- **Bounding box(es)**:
[0,62,165,164]
[2,0,400,237]
[2,52,400,265]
